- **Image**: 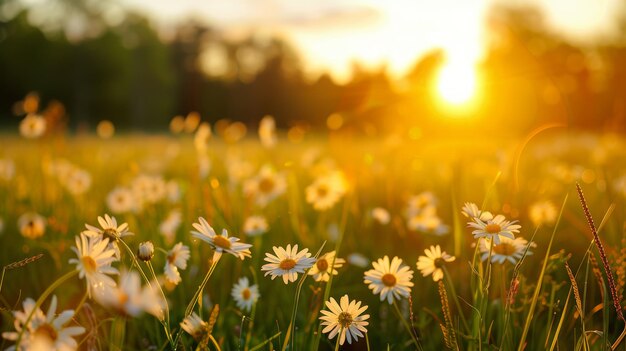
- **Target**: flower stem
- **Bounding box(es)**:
[392,299,422,350]
[443,265,470,333]
[146,261,174,347]
[15,270,78,347]
[334,328,342,351]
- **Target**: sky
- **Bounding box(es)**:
[101,0,626,81]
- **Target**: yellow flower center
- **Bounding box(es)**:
[279,258,297,270]
[337,311,353,328]
[212,235,231,250]
[381,273,397,287]
[316,185,329,198]
[316,258,329,271]
[434,257,445,268]
[34,323,58,341]
[485,223,502,234]
[493,243,517,256]
[258,177,275,193]
[81,256,97,273]
[242,288,251,300]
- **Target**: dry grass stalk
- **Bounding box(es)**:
[438,280,458,350]
[576,183,624,321]
[565,261,583,316]
[4,254,44,270]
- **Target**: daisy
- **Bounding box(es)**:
[19,113,46,139]
[69,232,119,297]
[261,244,316,284]
[347,253,369,268]
[191,217,252,260]
[371,207,391,225]
[305,171,347,211]
[461,202,493,221]
[308,251,345,282]
[319,295,369,346]
[83,214,133,241]
[416,245,456,282]
[17,212,46,239]
[243,215,268,237]
[478,237,535,265]
[64,168,92,196]
[94,270,165,320]
[230,277,260,312]
[2,296,85,351]
[164,242,190,285]
[106,187,137,214]
[159,209,182,244]
[468,214,521,245]
[180,312,208,341]
[528,200,557,227]
[243,165,287,207]
[364,256,414,304]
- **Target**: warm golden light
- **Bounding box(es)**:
[436,61,478,107]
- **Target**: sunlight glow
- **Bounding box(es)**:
[436,60,478,107]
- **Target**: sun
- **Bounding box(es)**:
[436,60,478,107]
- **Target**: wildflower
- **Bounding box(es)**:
[95,270,165,320]
[194,122,212,151]
[69,232,119,297]
[308,251,345,282]
[305,171,347,211]
[18,212,46,239]
[137,241,155,262]
[319,295,369,345]
[159,209,182,244]
[0,158,15,181]
[96,120,115,139]
[19,114,46,139]
[64,168,91,196]
[461,202,493,221]
[191,217,251,260]
[2,296,85,350]
[467,214,520,245]
[371,207,390,225]
[261,244,316,284]
[231,277,260,312]
[132,174,167,205]
[84,214,133,242]
[243,165,287,207]
[243,215,269,237]
[405,194,448,235]
[416,245,456,282]
[164,242,190,285]
[180,312,208,341]
[364,256,414,304]
[259,115,277,148]
[528,200,557,227]
[347,253,369,268]
[479,237,534,265]
[106,187,137,214]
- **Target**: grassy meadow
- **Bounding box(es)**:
[1,127,626,351]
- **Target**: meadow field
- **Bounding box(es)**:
[2,122,626,351]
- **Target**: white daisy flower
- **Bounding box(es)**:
[243,215,269,237]
[180,312,208,341]
[261,244,316,284]
[191,217,252,260]
[416,245,456,282]
[347,253,370,268]
[243,165,287,207]
[2,295,85,351]
[94,270,165,320]
[528,200,557,227]
[478,237,535,265]
[308,251,345,282]
[69,232,119,297]
[305,171,348,211]
[164,242,190,285]
[461,202,493,221]
[17,212,46,239]
[231,277,260,312]
[19,113,46,139]
[64,168,92,196]
[159,209,182,244]
[364,256,414,304]
[468,214,521,245]
[319,295,369,346]
[371,207,391,225]
[106,187,137,214]
[83,214,134,241]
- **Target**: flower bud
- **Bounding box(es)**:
[137,241,154,262]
